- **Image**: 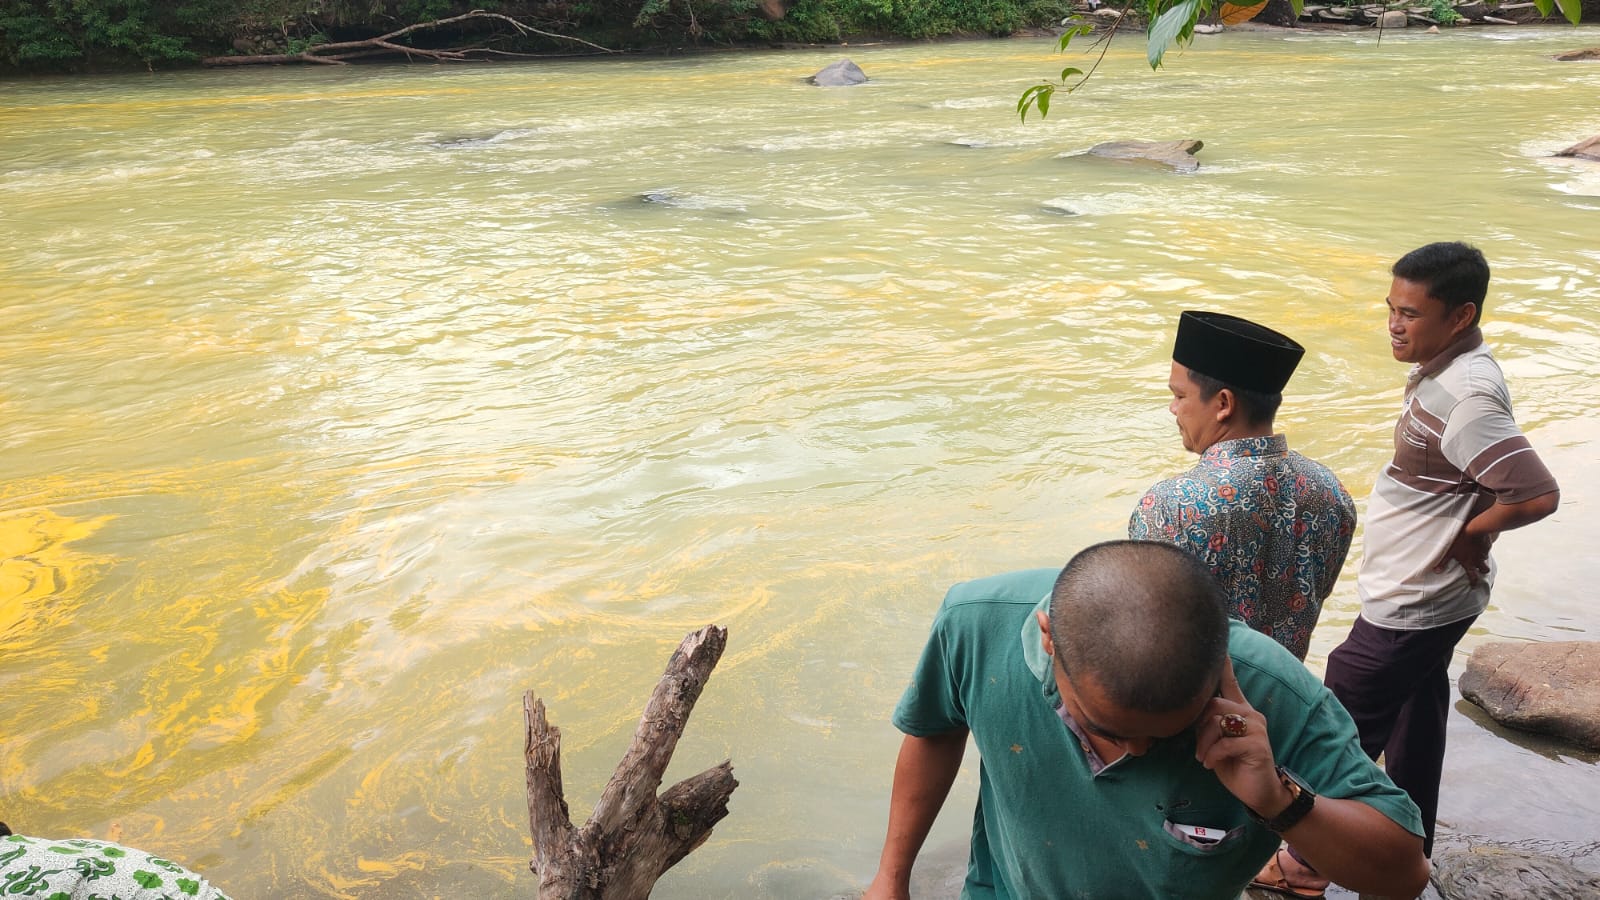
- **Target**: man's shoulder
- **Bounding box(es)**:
[1427,342,1510,400]
[943,567,1060,611]
[1284,450,1351,491]
[1227,621,1324,701]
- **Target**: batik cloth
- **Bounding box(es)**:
[1130,434,1355,659]
[0,834,231,900]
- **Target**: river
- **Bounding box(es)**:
[2,26,1598,898]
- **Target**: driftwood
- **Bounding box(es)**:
[202,11,614,67]
[524,625,738,899]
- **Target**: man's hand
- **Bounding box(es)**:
[1193,657,1293,819]
[861,872,911,900]
[1434,527,1494,585]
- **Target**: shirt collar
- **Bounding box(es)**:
[1413,326,1484,383]
[1200,434,1288,464]
[1020,591,1119,774]
[1021,592,1058,704]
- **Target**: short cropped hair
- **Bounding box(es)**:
[1049,541,1229,713]
[1186,368,1282,428]
[1392,241,1490,326]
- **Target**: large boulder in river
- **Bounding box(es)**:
[1555,135,1600,160]
[810,59,867,86]
[1555,47,1600,60]
[1086,139,1204,171]
[1459,640,1600,751]
[1431,845,1600,898]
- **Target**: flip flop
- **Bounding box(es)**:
[1248,847,1328,899]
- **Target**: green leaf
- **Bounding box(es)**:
[177,878,202,896]
[1147,0,1202,69]
[133,870,164,889]
[1553,0,1580,23]
[1061,66,1084,80]
[1287,0,1304,15]
[1531,0,1554,15]
[1018,84,1055,121]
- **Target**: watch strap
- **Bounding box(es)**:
[1248,766,1316,833]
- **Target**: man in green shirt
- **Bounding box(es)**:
[862,541,1428,899]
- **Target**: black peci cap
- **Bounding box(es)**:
[1172,311,1305,393]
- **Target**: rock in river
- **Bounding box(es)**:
[810,59,868,87]
[1085,139,1204,172]
[1555,134,1600,161]
[1431,844,1600,899]
[1459,640,1600,751]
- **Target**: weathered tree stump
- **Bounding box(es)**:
[524,625,738,899]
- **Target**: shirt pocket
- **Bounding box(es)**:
[1152,799,1278,894]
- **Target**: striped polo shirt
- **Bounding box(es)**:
[1357,329,1559,629]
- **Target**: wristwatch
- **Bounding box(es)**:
[1247,766,1316,833]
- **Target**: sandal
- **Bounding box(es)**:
[1248,847,1329,899]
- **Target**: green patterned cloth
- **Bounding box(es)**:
[0,834,231,900]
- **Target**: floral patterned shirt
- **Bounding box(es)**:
[0,834,231,900]
[1129,435,1356,660]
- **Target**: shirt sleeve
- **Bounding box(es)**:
[891,610,967,737]
[1439,393,1559,504]
[1272,687,1425,837]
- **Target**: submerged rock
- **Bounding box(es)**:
[1085,139,1204,172]
[810,59,868,87]
[1432,845,1600,899]
[1555,47,1600,61]
[1459,640,1600,751]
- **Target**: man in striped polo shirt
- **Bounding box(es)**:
[1313,243,1560,876]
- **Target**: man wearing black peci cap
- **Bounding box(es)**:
[1129,311,1356,662]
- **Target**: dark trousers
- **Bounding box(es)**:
[1323,614,1476,858]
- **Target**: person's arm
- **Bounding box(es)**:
[1269,791,1428,895]
[1435,490,1560,585]
[863,729,968,900]
[1195,659,1429,898]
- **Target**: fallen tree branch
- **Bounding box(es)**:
[203,10,614,67]
[524,625,738,900]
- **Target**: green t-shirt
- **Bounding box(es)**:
[892,568,1423,900]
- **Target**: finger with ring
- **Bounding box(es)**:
[1219,713,1249,737]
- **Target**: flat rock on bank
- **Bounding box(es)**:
[1459,640,1600,751]
[1431,844,1600,898]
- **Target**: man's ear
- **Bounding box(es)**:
[1451,301,1478,335]
[1213,387,1237,424]
[1036,609,1055,657]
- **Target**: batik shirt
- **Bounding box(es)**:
[0,834,231,900]
[1129,435,1356,660]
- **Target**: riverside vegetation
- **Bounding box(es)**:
[0,0,1072,73]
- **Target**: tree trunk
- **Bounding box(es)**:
[524,625,738,899]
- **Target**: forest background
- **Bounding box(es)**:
[0,0,1077,73]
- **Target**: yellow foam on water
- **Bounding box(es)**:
[0,510,113,646]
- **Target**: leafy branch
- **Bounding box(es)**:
[1019,0,1578,121]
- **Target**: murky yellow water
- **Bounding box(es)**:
[2,28,1599,898]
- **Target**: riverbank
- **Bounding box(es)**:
[2,0,1588,76]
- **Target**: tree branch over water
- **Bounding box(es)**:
[201,10,615,67]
